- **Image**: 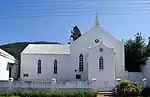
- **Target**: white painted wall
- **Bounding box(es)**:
[142,58,150,81]
[0,52,17,80]
[70,25,125,81]
[21,54,70,81]
[88,42,115,89]
[124,72,144,81]
[123,58,150,83]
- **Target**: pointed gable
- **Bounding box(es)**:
[71,24,121,48]
[71,14,121,47]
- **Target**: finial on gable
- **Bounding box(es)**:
[95,12,99,26]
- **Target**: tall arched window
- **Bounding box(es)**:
[79,54,84,72]
[99,56,104,70]
[54,59,57,74]
[38,59,41,74]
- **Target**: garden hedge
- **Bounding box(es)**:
[0,92,98,97]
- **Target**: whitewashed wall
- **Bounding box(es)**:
[0,55,17,80]
[88,42,115,89]
[70,25,125,81]
[122,58,150,83]
[21,54,70,81]
[124,71,144,81]
[142,58,150,81]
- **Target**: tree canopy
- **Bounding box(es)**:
[70,26,82,41]
[125,33,150,72]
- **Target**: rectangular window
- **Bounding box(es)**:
[38,66,41,74]
[38,60,42,74]
[76,74,81,79]
[23,74,29,77]
[54,67,57,74]
[99,56,104,70]
[54,60,57,74]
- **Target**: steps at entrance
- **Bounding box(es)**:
[97,92,113,97]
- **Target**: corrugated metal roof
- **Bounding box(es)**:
[21,44,70,54]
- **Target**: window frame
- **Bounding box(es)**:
[23,74,29,77]
[37,59,41,74]
[76,74,81,79]
[99,56,104,70]
[54,59,57,74]
[79,54,84,72]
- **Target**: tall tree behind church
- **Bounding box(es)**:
[70,26,82,41]
[125,33,150,72]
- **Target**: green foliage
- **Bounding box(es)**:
[70,26,82,41]
[112,80,142,97]
[125,32,150,72]
[0,92,97,97]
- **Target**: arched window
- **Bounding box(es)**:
[79,54,84,72]
[38,60,41,74]
[99,56,104,70]
[54,60,57,74]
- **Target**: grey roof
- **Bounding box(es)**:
[21,44,70,54]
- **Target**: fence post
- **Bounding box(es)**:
[8,80,13,91]
[51,78,56,92]
[45,82,46,88]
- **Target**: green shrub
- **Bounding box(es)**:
[112,80,142,97]
[0,92,97,97]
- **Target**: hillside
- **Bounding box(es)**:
[0,42,60,61]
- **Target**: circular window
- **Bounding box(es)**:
[99,48,103,52]
[95,39,99,43]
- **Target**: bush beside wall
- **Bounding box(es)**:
[112,80,142,97]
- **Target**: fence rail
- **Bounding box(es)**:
[0,80,113,92]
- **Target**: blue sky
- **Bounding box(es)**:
[0,0,150,45]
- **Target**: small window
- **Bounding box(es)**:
[76,74,81,79]
[99,56,104,70]
[99,48,103,52]
[79,54,84,72]
[38,60,41,74]
[23,74,29,77]
[95,39,99,43]
[54,60,57,74]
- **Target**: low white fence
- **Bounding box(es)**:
[124,72,144,81]
[11,81,90,88]
[0,80,114,92]
[0,81,93,92]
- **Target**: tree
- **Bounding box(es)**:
[70,26,82,41]
[125,32,150,72]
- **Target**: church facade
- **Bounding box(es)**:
[21,16,125,89]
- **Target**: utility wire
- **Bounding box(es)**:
[1,0,150,18]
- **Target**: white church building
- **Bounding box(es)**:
[20,16,125,89]
[1,15,150,92]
